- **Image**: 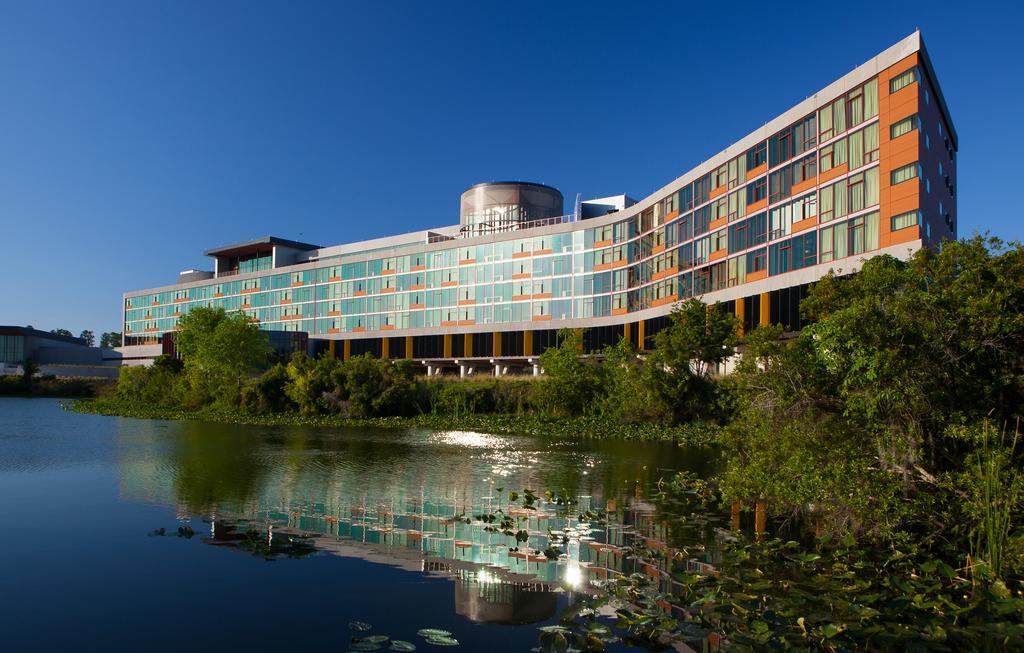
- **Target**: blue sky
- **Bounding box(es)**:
[0,0,1019,334]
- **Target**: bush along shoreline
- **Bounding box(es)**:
[70,399,720,443]
[72,292,740,442]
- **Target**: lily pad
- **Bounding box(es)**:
[349,621,373,632]
[425,636,459,647]
[390,642,417,652]
[416,629,452,638]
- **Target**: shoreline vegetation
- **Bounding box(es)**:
[71,400,720,443]
[70,236,1024,648]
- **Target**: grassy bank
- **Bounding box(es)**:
[70,397,719,444]
[1,375,115,398]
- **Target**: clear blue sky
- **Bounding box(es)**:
[0,0,1018,335]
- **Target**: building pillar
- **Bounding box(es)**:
[443,334,452,358]
[759,292,770,327]
[524,330,533,357]
[574,328,584,352]
[464,333,473,358]
[735,298,746,336]
[426,364,434,376]
[459,364,466,379]
[493,331,502,357]
[342,340,351,361]
[730,500,741,531]
[328,340,336,358]
[755,501,767,540]
[532,363,540,377]
[405,336,413,360]
[381,337,388,360]
[623,322,631,346]
[637,320,645,352]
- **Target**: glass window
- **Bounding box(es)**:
[891,162,920,185]
[891,210,921,231]
[890,114,919,139]
[890,67,919,93]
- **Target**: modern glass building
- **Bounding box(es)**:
[121,32,956,368]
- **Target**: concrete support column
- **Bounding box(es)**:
[464,333,473,358]
[735,298,746,336]
[759,292,770,327]
[524,330,533,356]
[405,336,413,360]
[459,364,466,379]
[637,320,646,352]
[328,340,336,358]
[443,334,452,358]
[532,364,540,377]
[755,501,767,540]
[623,322,631,346]
[426,364,434,376]
[731,500,741,531]
[342,340,351,361]
[381,337,388,360]
[493,331,502,357]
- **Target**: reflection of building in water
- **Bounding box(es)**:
[454,570,556,625]
[116,422,720,624]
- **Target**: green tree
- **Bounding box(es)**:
[646,298,739,423]
[51,328,72,337]
[78,330,95,347]
[241,363,295,415]
[100,332,123,348]
[173,306,270,405]
[284,352,342,414]
[534,329,602,416]
[21,357,39,391]
[721,236,1024,552]
[595,338,670,423]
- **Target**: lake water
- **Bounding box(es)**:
[0,398,717,652]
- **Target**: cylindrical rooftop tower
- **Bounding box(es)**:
[459,182,564,235]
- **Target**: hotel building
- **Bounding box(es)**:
[120,32,956,370]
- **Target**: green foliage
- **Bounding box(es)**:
[116,363,183,407]
[647,298,739,423]
[342,355,423,418]
[284,352,343,414]
[21,357,39,390]
[99,331,122,348]
[535,329,603,416]
[677,536,1024,651]
[723,236,1024,561]
[0,373,107,397]
[240,363,294,415]
[173,306,270,404]
[593,338,670,423]
[50,328,72,337]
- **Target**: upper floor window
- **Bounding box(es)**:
[891,162,920,185]
[890,114,920,139]
[891,209,921,231]
[889,66,919,93]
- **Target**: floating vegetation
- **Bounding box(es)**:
[348,621,373,632]
[388,642,416,652]
[422,635,458,647]
[147,525,195,538]
[415,629,451,639]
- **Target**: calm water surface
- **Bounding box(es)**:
[0,398,715,651]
